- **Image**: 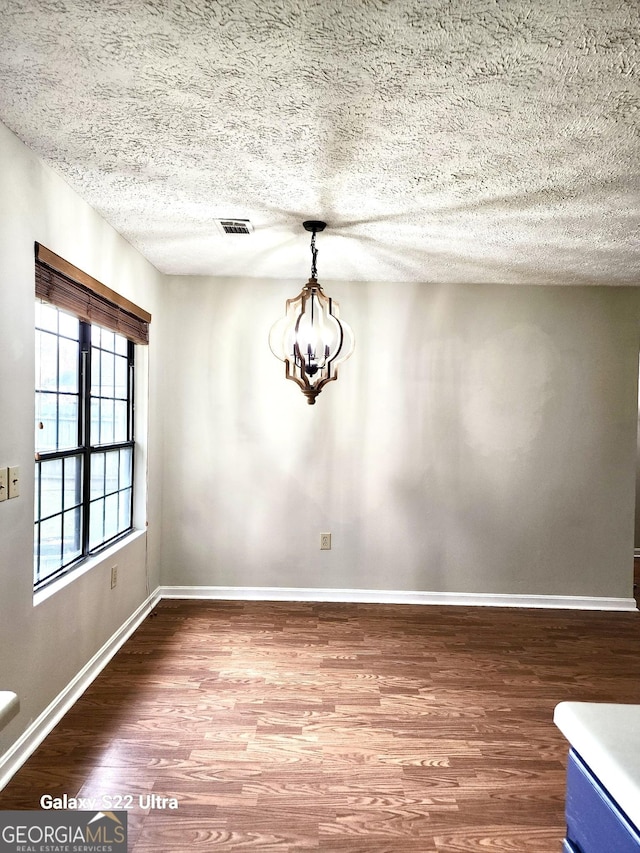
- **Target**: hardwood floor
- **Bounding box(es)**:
[2,599,640,851]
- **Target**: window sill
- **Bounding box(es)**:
[33,529,146,607]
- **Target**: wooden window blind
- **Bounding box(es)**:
[35,243,151,345]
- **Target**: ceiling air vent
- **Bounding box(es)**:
[215,218,254,235]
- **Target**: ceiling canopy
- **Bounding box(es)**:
[0,0,638,284]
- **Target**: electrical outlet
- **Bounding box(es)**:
[0,468,7,503]
[110,566,118,589]
[320,533,331,550]
[8,466,19,499]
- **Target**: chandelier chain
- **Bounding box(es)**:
[310,230,318,279]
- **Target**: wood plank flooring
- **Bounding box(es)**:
[2,599,640,851]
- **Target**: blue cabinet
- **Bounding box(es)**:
[564,749,640,853]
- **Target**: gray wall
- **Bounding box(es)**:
[158,276,640,599]
[635,381,640,550]
[0,122,163,757]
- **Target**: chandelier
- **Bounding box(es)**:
[269,221,354,405]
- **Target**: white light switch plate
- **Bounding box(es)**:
[0,468,7,502]
[8,466,19,499]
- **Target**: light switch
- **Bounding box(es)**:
[8,466,19,499]
[0,469,6,502]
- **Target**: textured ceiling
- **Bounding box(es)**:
[0,0,639,284]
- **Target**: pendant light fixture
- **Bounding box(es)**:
[269,221,354,405]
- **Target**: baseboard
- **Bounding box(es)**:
[0,589,161,792]
[158,585,637,612]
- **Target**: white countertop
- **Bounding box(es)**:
[0,691,19,731]
[554,701,640,829]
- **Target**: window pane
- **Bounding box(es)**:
[63,455,82,510]
[91,346,101,396]
[39,515,63,577]
[101,329,115,352]
[39,458,62,519]
[101,350,114,396]
[58,338,79,393]
[90,398,117,445]
[35,330,58,391]
[99,400,115,444]
[114,355,128,398]
[89,498,104,550]
[114,400,128,443]
[91,325,101,348]
[119,447,132,489]
[103,400,116,444]
[35,392,58,452]
[58,395,79,449]
[33,524,41,584]
[90,397,100,444]
[34,465,40,518]
[105,450,119,494]
[62,508,82,564]
[119,488,132,532]
[104,493,118,541]
[115,335,128,356]
[58,311,79,340]
[36,301,58,333]
[90,452,105,500]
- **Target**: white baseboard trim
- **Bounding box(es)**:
[159,585,637,612]
[0,589,161,792]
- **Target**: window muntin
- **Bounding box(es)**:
[34,302,135,591]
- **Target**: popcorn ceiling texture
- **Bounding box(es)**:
[0,0,638,284]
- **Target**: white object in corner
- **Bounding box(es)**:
[0,692,19,731]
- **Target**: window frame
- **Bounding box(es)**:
[34,308,137,590]
[33,245,150,593]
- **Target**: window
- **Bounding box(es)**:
[34,305,135,588]
[33,245,150,591]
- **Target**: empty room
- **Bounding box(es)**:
[1,1,640,851]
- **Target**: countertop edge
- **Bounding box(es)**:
[554,701,640,829]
